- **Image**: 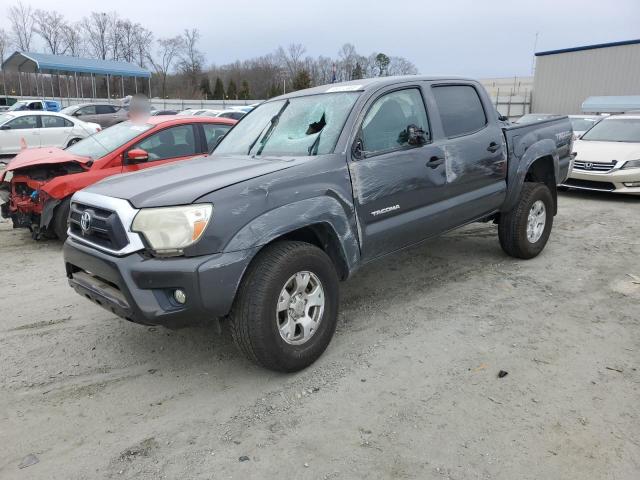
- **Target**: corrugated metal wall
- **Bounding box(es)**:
[532,43,640,114]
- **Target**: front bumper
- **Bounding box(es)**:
[562,168,640,195]
[64,237,258,328]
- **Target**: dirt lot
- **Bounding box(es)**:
[1,191,638,480]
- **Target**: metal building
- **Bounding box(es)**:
[532,39,640,115]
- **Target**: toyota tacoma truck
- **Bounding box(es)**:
[63,76,573,372]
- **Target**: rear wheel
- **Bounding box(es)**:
[66,138,81,147]
[498,182,554,259]
[230,241,339,372]
[52,197,71,240]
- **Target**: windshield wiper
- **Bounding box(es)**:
[307,113,327,156]
[254,99,290,157]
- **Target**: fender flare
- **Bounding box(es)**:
[502,138,559,213]
[224,196,361,275]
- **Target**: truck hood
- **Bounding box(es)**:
[4,147,90,172]
[86,154,298,208]
[573,140,640,163]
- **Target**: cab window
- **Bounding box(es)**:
[361,88,430,156]
[133,125,197,161]
[96,105,117,114]
[77,106,96,115]
[432,85,487,137]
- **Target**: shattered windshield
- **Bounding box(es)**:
[214,92,360,157]
[66,121,153,159]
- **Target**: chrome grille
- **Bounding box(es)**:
[573,160,617,173]
[69,202,129,251]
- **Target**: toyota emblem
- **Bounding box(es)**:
[80,211,92,234]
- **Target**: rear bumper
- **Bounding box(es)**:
[562,168,640,195]
[64,238,257,328]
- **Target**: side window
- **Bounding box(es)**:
[7,115,39,129]
[432,85,487,137]
[78,106,96,115]
[133,125,197,161]
[203,123,232,151]
[96,105,116,114]
[361,88,429,156]
[29,102,43,111]
[42,116,70,128]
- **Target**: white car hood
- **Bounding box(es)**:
[573,140,640,164]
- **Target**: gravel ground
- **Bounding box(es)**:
[1,191,639,480]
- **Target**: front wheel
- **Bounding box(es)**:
[52,197,71,240]
[498,182,554,259]
[230,241,340,372]
[66,138,81,148]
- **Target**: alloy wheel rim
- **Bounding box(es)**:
[276,271,325,345]
[526,200,546,243]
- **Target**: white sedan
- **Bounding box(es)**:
[565,114,640,195]
[0,111,101,155]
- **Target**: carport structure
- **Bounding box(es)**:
[1,51,152,102]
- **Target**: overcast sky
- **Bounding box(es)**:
[2,0,639,78]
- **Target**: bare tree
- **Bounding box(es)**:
[133,27,153,68]
[148,36,183,98]
[33,10,68,54]
[63,23,84,56]
[8,1,36,51]
[0,28,11,97]
[338,43,357,81]
[277,43,306,79]
[178,28,204,93]
[387,56,418,76]
[82,12,111,60]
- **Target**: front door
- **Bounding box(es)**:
[123,124,200,173]
[349,86,451,260]
[1,115,41,153]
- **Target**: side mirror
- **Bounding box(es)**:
[497,113,509,122]
[352,138,364,160]
[405,125,428,146]
[73,111,82,117]
[126,148,149,163]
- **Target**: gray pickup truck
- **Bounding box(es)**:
[63,76,573,372]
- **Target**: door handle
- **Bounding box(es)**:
[427,156,445,168]
[487,142,500,153]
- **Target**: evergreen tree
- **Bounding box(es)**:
[199,77,213,99]
[212,77,225,99]
[239,80,250,100]
[375,53,390,76]
[226,79,238,99]
[267,83,281,98]
[292,70,311,91]
[352,62,363,80]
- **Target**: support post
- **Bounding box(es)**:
[80,74,84,99]
[50,74,54,99]
[107,74,111,103]
[148,77,151,99]
[18,70,23,96]
[134,77,138,94]
[74,72,79,99]
[121,75,125,98]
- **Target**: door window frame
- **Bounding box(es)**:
[352,85,433,160]
[6,115,41,130]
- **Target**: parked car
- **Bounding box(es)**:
[216,109,246,121]
[0,116,236,239]
[60,103,128,128]
[568,114,602,138]
[514,113,559,124]
[193,109,223,117]
[0,111,101,155]
[8,99,61,112]
[62,76,573,371]
[150,110,179,116]
[564,114,640,195]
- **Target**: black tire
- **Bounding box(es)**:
[498,182,554,259]
[230,241,340,372]
[66,138,81,147]
[52,197,71,240]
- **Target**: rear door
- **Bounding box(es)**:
[95,104,120,127]
[350,85,452,260]
[428,83,507,225]
[40,115,74,147]
[1,115,41,153]
[123,124,200,173]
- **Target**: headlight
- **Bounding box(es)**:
[621,159,640,170]
[132,204,212,255]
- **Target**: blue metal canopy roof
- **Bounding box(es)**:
[2,51,151,78]
[581,95,640,113]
